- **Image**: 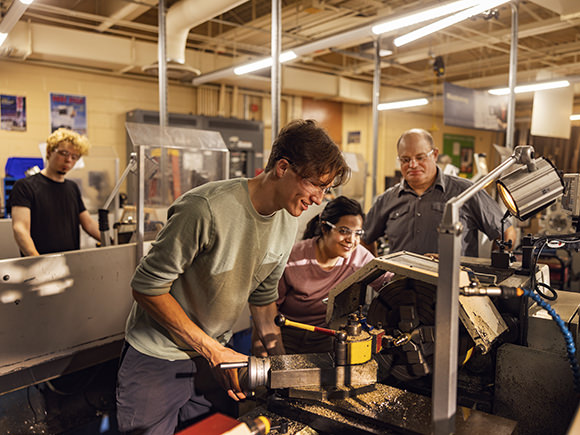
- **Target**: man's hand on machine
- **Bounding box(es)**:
[206,345,248,401]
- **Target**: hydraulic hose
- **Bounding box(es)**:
[523,288,580,393]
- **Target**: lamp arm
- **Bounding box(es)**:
[102,152,137,211]
[441,153,519,227]
[98,152,138,246]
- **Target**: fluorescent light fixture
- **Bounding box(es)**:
[571,114,580,121]
[378,98,429,111]
[372,0,481,35]
[394,0,510,47]
[488,80,570,95]
[194,0,509,86]
[19,0,34,4]
[194,1,502,85]
[234,51,297,76]
[279,51,297,62]
[379,49,393,57]
[0,33,7,47]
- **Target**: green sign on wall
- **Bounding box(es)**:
[443,133,475,178]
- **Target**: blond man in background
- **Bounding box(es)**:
[10,128,100,256]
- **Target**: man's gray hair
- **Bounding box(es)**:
[396,128,435,151]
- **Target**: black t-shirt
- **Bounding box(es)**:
[10,173,86,255]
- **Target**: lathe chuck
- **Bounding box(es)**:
[367,277,472,381]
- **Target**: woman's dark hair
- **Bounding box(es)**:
[303,196,364,240]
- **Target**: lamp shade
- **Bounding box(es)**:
[497,157,564,221]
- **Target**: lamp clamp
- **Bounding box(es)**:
[497,238,512,251]
[512,145,534,165]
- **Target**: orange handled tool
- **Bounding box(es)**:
[274,314,347,341]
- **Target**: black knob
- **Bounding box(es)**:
[274,314,286,327]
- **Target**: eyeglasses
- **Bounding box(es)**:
[55,149,81,161]
[302,177,333,195]
[398,149,434,165]
[322,220,365,238]
[283,157,333,195]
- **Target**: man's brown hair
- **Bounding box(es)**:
[265,119,350,188]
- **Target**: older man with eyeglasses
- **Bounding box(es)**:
[10,128,101,256]
[362,128,515,257]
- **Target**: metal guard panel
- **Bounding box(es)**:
[0,244,145,380]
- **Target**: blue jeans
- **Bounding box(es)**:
[116,343,234,434]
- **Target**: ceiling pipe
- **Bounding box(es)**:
[0,0,34,46]
[165,0,247,64]
[505,2,518,150]
[142,0,248,80]
[271,0,281,138]
[97,1,157,33]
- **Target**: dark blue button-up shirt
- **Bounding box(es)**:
[363,169,508,257]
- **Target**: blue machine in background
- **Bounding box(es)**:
[3,157,44,217]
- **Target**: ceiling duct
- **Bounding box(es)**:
[142,60,201,81]
[142,0,247,80]
[530,0,580,20]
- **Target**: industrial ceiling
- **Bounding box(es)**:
[2,0,580,113]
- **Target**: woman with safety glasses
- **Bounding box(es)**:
[269,196,391,355]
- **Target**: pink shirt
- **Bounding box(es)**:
[277,237,377,327]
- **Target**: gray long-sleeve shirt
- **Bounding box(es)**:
[126,178,297,361]
[363,169,508,257]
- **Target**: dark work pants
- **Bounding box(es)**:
[116,344,234,435]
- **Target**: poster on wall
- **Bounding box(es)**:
[49,93,87,135]
[347,131,361,144]
[442,133,475,178]
[1,94,27,132]
[444,82,508,131]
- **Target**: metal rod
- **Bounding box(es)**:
[271,0,281,139]
[433,222,462,435]
[102,153,137,211]
[113,157,120,228]
[137,145,145,260]
[432,147,525,434]
[219,362,248,370]
[158,0,168,205]
[371,38,381,200]
[506,2,518,149]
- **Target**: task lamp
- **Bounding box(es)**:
[433,145,564,435]
[497,156,564,221]
[491,156,564,269]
